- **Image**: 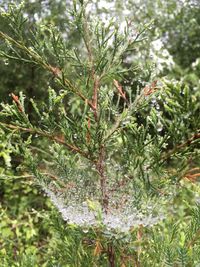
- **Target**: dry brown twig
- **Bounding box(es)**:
[113,79,129,104]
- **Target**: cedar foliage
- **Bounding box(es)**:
[0,1,200,266]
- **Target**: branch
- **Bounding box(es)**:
[0,31,96,112]
[113,79,128,103]
[0,172,75,189]
[81,11,100,121]
[183,167,200,182]
[103,83,158,143]
[0,122,89,159]
[95,145,109,211]
[162,131,200,161]
[187,228,200,249]
[92,78,100,120]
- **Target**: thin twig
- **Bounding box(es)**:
[187,228,200,249]
[0,122,89,159]
[0,172,74,189]
[81,11,100,121]
[92,78,100,120]
[113,79,128,104]
[0,31,95,112]
[162,131,200,161]
[103,83,154,142]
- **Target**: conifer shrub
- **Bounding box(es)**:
[0,1,200,266]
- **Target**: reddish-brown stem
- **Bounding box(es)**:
[86,117,91,144]
[82,13,107,210]
[187,228,200,249]
[0,31,96,113]
[11,93,23,112]
[113,79,128,104]
[81,12,101,121]
[136,225,143,266]
[162,131,200,160]
[92,78,100,121]
[95,145,109,212]
[182,167,200,182]
[0,123,89,159]
[142,80,158,96]
[107,243,115,267]
[48,64,97,112]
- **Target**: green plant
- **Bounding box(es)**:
[0,1,200,266]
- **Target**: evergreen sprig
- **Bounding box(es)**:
[0,1,200,266]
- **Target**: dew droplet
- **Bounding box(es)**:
[157,121,163,132]
[59,89,65,94]
[4,59,9,65]
[151,97,157,104]
[155,104,160,110]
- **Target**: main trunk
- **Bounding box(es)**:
[108,243,115,267]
